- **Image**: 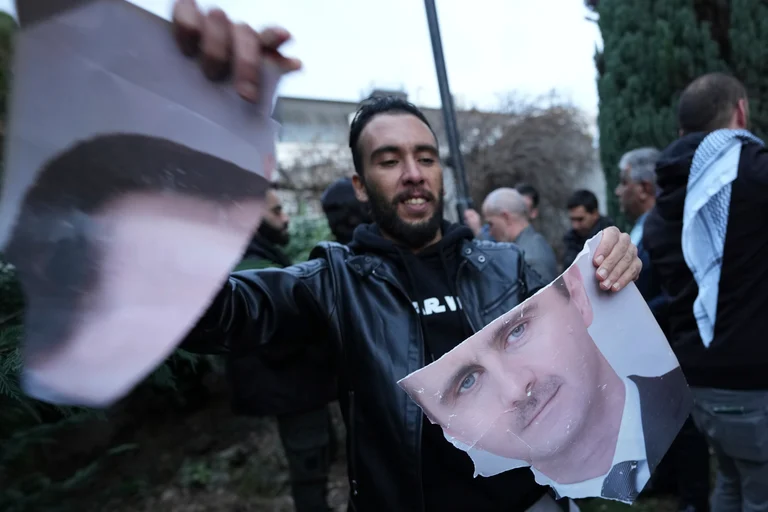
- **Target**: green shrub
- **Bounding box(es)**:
[284,214,333,263]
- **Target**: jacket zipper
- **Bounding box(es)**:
[455,259,479,332]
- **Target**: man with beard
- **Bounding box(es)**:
[228,185,336,512]
[236,185,292,270]
[173,2,642,510]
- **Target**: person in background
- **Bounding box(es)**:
[645,72,768,512]
[515,183,541,221]
[616,148,711,512]
[465,183,541,242]
[482,187,558,283]
[235,185,292,270]
[562,189,614,270]
[321,176,372,245]
[615,148,665,309]
[228,185,336,512]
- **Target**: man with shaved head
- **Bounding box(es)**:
[482,188,558,283]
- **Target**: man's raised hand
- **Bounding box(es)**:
[592,226,642,292]
[171,0,302,103]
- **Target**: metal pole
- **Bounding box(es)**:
[423,0,474,223]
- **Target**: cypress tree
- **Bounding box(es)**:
[591,0,727,224]
[729,0,768,139]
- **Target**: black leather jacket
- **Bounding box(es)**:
[184,228,548,511]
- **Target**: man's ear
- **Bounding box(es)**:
[352,174,369,203]
[735,98,749,129]
[563,265,594,328]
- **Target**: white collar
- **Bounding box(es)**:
[533,377,649,501]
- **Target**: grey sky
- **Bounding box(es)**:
[0,0,602,116]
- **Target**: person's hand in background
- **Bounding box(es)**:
[463,208,483,238]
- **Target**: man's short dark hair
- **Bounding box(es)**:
[348,95,436,176]
[566,189,599,213]
[515,183,540,208]
[6,132,267,354]
[678,73,747,135]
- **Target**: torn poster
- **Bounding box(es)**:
[0,0,282,407]
[398,232,692,504]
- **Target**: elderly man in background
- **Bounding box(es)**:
[482,188,559,283]
[615,148,664,310]
[616,147,710,512]
[616,148,662,248]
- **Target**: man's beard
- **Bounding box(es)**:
[365,181,444,248]
[258,221,290,247]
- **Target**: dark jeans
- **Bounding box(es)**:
[691,388,768,512]
[277,405,336,512]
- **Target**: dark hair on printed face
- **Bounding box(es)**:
[6,133,268,357]
[348,95,436,176]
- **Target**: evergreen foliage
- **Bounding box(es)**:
[592,0,729,224]
[728,0,768,139]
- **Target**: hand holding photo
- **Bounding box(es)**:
[0,0,283,407]
[398,232,692,504]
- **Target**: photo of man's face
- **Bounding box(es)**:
[401,265,618,468]
[399,236,693,503]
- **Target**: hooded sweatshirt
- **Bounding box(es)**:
[351,221,546,511]
[644,133,768,390]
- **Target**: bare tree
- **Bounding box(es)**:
[274,141,353,216]
[463,91,596,259]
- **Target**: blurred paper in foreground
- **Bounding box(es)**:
[0,0,282,407]
[399,232,693,504]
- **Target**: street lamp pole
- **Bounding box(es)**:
[423,0,473,223]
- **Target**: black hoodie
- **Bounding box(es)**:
[644,133,768,390]
[351,221,547,512]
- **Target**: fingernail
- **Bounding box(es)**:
[595,255,605,265]
[238,81,258,101]
[612,282,621,291]
[602,279,612,289]
[597,268,607,279]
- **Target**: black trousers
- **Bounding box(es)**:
[647,415,711,511]
[277,405,336,512]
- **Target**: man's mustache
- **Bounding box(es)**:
[505,378,562,430]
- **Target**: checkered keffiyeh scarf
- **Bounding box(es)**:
[682,129,764,348]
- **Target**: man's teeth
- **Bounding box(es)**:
[404,198,427,205]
